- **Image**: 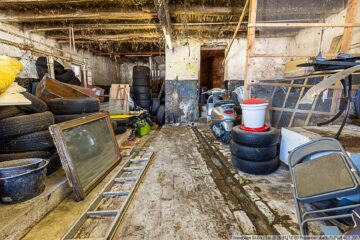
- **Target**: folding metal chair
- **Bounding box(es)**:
[289,137,360,235]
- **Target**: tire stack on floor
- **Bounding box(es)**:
[48,97,100,123]
[132,66,152,110]
[35,57,81,86]
[230,127,280,175]
[149,97,164,125]
[0,92,61,175]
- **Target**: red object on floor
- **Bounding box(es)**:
[239,124,270,132]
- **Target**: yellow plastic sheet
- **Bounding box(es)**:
[0,56,23,95]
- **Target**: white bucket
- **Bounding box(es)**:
[240,99,268,128]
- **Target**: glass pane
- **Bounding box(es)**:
[63,118,119,189]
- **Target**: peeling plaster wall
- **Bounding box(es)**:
[0,22,61,79]
[166,40,201,81]
[0,21,122,86]
[290,9,348,55]
[165,40,201,123]
[224,38,247,81]
[61,46,123,86]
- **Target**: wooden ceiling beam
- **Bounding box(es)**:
[0,0,101,4]
[49,33,160,41]
[0,6,245,23]
[0,9,156,22]
[26,22,246,32]
[154,0,173,49]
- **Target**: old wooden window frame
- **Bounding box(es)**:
[49,112,121,201]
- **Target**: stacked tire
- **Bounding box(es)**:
[111,119,129,135]
[230,127,280,175]
[132,66,151,109]
[35,57,81,86]
[0,93,61,175]
[48,97,100,123]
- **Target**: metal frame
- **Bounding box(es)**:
[49,112,121,201]
[62,151,155,239]
[289,138,360,235]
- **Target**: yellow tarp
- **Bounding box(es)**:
[0,56,23,95]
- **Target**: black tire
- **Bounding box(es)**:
[133,77,150,87]
[113,119,129,127]
[0,151,52,162]
[47,153,62,175]
[19,92,48,113]
[355,89,360,118]
[133,66,150,77]
[55,69,75,83]
[150,98,160,115]
[230,140,277,161]
[36,57,65,75]
[0,111,54,137]
[49,97,100,114]
[0,106,23,120]
[231,155,280,175]
[133,93,151,101]
[1,130,54,153]
[133,86,150,94]
[114,125,127,135]
[157,105,165,125]
[66,76,81,86]
[231,127,279,147]
[135,99,152,109]
[54,113,92,123]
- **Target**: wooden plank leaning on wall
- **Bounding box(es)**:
[244,0,257,98]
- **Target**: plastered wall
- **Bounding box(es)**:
[0,21,122,85]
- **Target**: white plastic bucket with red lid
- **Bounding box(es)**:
[240,96,269,128]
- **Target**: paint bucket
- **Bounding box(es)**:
[240,96,269,129]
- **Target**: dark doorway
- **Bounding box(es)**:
[199,49,225,93]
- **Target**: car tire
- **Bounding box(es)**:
[133,86,150,94]
[156,105,165,125]
[36,57,65,75]
[135,99,152,109]
[54,113,91,123]
[231,155,280,175]
[0,111,54,137]
[0,106,24,120]
[133,94,151,101]
[2,130,54,153]
[133,77,150,86]
[230,140,277,161]
[49,98,100,114]
[0,151,52,162]
[55,69,75,83]
[47,153,62,175]
[113,119,129,127]
[114,125,127,135]
[150,98,160,115]
[19,92,48,113]
[231,127,279,147]
[66,77,81,86]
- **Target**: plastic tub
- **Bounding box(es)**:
[0,158,49,204]
[240,96,269,129]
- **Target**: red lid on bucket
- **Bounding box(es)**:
[241,96,268,105]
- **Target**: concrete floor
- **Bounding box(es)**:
[23,124,305,239]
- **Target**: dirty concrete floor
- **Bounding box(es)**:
[113,124,299,239]
[24,124,303,239]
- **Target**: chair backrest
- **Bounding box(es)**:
[288,138,344,167]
